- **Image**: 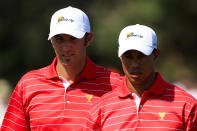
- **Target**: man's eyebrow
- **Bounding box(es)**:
[54,35,63,38]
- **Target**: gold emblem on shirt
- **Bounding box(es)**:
[159,112,166,120]
[86,94,93,102]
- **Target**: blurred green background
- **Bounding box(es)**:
[0,0,197,94]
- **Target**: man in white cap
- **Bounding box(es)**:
[1,6,121,130]
[88,24,197,130]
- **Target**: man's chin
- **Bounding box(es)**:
[61,60,74,67]
[127,75,143,85]
[62,62,74,67]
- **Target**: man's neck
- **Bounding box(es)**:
[127,72,156,98]
[56,59,86,84]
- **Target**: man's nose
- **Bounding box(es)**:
[62,41,73,51]
[130,59,141,68]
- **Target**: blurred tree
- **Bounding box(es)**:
[0,0,197,89]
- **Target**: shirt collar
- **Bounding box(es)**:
[45,57,58,79]
[118,72,166,97]
[78,57,97,79]
[45,57,97,80]
[118,76,132,97]
[148,72,166,95]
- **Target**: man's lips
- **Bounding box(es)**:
[128,70,142,78]
[62,54,74,57]
[129,74,141,79]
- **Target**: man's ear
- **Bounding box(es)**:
[85,32,93,47]
[153,49,160,60]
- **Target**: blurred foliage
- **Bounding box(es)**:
[0,0,197,89]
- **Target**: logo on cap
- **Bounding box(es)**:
[57,16,74,24]
[126,32,143,40]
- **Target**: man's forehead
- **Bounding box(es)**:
[53,34,77,39]
[123,50,145,55]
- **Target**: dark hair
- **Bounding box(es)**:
[153,48,157,52]
[84,33,88,46]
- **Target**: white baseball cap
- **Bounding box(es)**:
[48,6,90,40]
[118,24,157,57]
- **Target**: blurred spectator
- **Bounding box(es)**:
[0,79,12,127]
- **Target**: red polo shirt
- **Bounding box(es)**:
[89,73,197,131]
[1,57,121,131]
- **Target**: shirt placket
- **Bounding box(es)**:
[59,76,71,110]
[135,92,149,129]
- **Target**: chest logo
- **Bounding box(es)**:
[159,112,166,120]
[86,94,93,102]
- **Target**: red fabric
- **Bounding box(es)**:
[89,73,197,131]
[1,57,121,131]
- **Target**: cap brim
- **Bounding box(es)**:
[48,28,86,40]
[118,41,154,57]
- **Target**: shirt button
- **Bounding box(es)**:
[140,105,143,108]
[66,101,70,103]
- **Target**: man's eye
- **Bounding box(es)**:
[123,54,132,59]
[56,37,63,41]
[54,36,64,43]
[137,54,146,59]
[70,36,77,41]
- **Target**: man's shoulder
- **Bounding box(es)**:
[94,65,123,85]
[164,82,197,104]
[94,64,121,77]
[24,66,49,78]
[175,85,197,102]
[17,65,51,86]
[90,85,123,112]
